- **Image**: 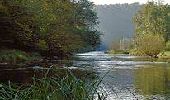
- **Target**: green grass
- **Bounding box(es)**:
[108,50,129,54]
[0,49,41,64]
[157,51,170,62]
[158,51,170,59]
[0,69,106,100]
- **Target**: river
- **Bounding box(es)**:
[75,51,170,100]
[0,51,170,100]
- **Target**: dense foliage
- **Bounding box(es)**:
[134,2,169,37]
[133,1,170,57]
[0,0,100,59]
[132,34,165,57]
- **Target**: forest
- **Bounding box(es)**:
[0,0,100,63]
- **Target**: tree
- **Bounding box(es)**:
[74,0,100,51]
[133,1,169,57]
[0,0,38,50]
[134,1,169,39]
[0,0,100,59]
[134,34,165,57]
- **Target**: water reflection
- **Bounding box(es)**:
[76,51,170,100]
[134,65,170,99]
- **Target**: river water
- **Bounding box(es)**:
[75,51,170,100]
[0,51,170,100]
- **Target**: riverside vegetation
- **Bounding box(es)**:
[0,0,100,63]
[1,0,170,100]
[0,0,103,100]
[131,1,170,58]
[109,1,170,60]
[0,68,106,100]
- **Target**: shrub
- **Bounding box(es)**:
[0,50,41,64]
[165,41,170,51]
[130,48,146,56]
[109,50,129,54]
[133,34,165,57]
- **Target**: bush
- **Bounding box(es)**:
[133,34,165,57]
[165,41,170,51]
[0,50,41,64]
[109,50,129,54]
[130,48,146,56]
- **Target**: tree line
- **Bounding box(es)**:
[132,1,170,57]
[0,0,100,59]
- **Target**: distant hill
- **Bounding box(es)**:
[95,3,141,50]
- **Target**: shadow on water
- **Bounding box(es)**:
[0,60,96,85]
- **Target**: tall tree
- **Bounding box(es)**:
[134,1,169,40]
[132,1,170,56]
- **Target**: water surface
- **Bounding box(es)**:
[0,51,170,100]
[75,51,170,100]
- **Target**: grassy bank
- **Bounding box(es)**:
[156,51,170,62]
[0,68,106,100]
[108,50,129,55]
[0,49,41,65]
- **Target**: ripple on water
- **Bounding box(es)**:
[75,51,170,100]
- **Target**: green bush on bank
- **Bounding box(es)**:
[131,34,165,57]
[158,51,170,59]
[108,50,129,54]
[165,41,170,51]
[0,50,41,64]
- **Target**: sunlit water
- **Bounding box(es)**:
[75,51,170,100]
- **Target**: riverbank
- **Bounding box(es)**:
[0,55,100,99]
[0,49,42,65]
[1,51,170,99]
[0,49,77,69]
[0,67,101,100]
[107,50,129,55]
[108,49,170,63]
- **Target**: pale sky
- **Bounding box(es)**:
[89,0,170,5]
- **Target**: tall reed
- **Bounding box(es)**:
[0,68,106,100]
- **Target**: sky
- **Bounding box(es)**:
[89,0,170,5]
